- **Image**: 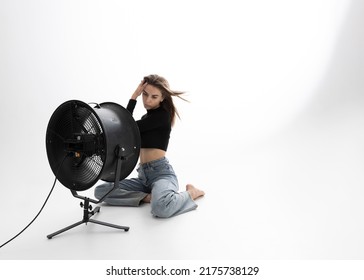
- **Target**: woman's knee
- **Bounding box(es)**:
[151,190,182,218]
[150,196,176,218]
[151,205,174,218]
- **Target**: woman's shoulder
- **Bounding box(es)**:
[149,107,171,125]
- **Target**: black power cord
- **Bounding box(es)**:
[0,155,68,249]
[0,176,58,248]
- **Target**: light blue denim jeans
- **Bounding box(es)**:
[94,157,197,218]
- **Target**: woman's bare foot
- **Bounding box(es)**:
[186,184,205,200]
[142,193,151,203]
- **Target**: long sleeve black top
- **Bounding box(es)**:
[126,99,171,151]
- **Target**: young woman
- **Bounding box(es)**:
[94,74,205,218]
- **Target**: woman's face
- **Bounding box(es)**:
[142,84,164,110]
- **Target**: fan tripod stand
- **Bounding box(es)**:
[47,195,129,239]
[47,146,131,239]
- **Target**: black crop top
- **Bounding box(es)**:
[126,99,171,151]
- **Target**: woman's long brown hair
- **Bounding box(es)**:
[143,74,187,126]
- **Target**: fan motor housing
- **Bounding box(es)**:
[46,100,140,191]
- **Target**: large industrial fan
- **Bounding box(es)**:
[45,100,140,239]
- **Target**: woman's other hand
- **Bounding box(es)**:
[131,80,148,100]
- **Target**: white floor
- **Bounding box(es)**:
[1,99,364,260]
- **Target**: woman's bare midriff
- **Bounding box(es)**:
[139,148,166,164]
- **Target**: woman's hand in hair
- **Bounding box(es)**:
[131,80,148,100]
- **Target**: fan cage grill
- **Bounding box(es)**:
[46,101,106,191]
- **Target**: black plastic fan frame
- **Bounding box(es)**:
[46,100,140,191]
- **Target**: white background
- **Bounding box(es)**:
[1,0,364,271]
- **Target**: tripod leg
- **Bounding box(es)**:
[89,219,129,231]
[47,220,85,239]
[89,205,129,231]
